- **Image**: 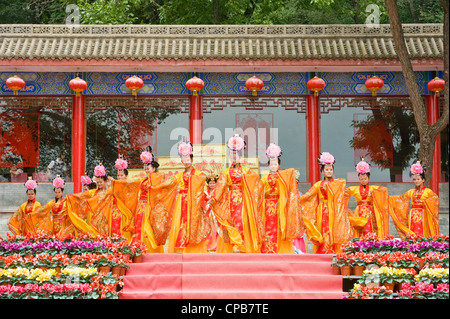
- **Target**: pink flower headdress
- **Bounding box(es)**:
[81,174,92,186]
[355,157,371,175]
[318,152,336,166]
[266,143,282,159]
[227,134,245,151]
[410,161,424,175]
[52,176,65,189]
[24,177,37,190]
[178,142,193,156]
[140,151,153,164]
[94,163,106,177]
[115,157,128,170]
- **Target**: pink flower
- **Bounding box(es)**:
[356,160,370,174]
[227,136,245,151]
[25,179,37,190]
[266,143,282,158]
[81,175,92,186]
[410,161,423,175]
[140,151,153,164]
[318,152,335,165]
[52,177,65,189]
[115,158,128,170]
[94,164,106,177]
[178,142,193,156]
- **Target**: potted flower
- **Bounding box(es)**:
[351,253,367,276]
[335,253,352,276]
[95,255,112,274]
[131,242,147,263]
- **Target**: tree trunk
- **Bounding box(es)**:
[385,0,449,187]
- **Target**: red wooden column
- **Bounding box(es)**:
[189,94,203,144]
[426,94,441,195]
[307,94,321,185]
[71,95,86,193]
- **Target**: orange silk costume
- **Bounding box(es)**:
[300,178,352,254]
[257,169,303,254]
[211,165,262,253]
[8,200,43,235]
[345,185,389,239]
[64,189,101,237]
[152,168,209,253]
[29,198,73,238]
[113,173,172,253]
[388,186,439,239]
[202,188,218,251]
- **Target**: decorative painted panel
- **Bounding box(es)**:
[0,71,439,96]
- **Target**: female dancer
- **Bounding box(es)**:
[345,158,389,239]
[112,148,170,252]
[8,177,44,235]
[257,144,303,254]
[210,135,262,253]
[203,173,219,251]
[300,152,352,254]
[388,161,439,239]
[152,141,209,253]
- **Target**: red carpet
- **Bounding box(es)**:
[120,253,344,299]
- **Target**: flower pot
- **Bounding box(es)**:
[382,282,395,291]
[340,265,352,276]
[132,255,143,263]
[111,266,121,276]
[120,267,127,277]
[332,265,341,275]
[99,266,111,274]
[353,265,365,276]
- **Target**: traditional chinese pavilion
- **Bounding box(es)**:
[0,24,448,237]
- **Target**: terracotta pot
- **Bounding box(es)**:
[99,266,111,274]
[132,255,143,263]
[332,265,341,275]
[120,267,127,277]
[353,265,365,276]
[340,265,352,276]
[111,266,121,276]
[382,282,395,291]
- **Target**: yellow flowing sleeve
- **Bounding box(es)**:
[423,188,440,237]
[27,201,54,236]
[300,183,323,244]
[371,186,389,238]
[388,190,415,240]
[65,190,99,236]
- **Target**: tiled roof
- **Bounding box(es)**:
[0,24,444,61]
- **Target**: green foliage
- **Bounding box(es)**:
[1,0,444,25]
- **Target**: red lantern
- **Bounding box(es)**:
[186,76,204,96]
[307,76,326,96]
[6,75,26,95]
[125,75,144,96]
[427,77,445,97]
[69,76,87,96]
[245,76,264,96]
[365,76,384,96]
